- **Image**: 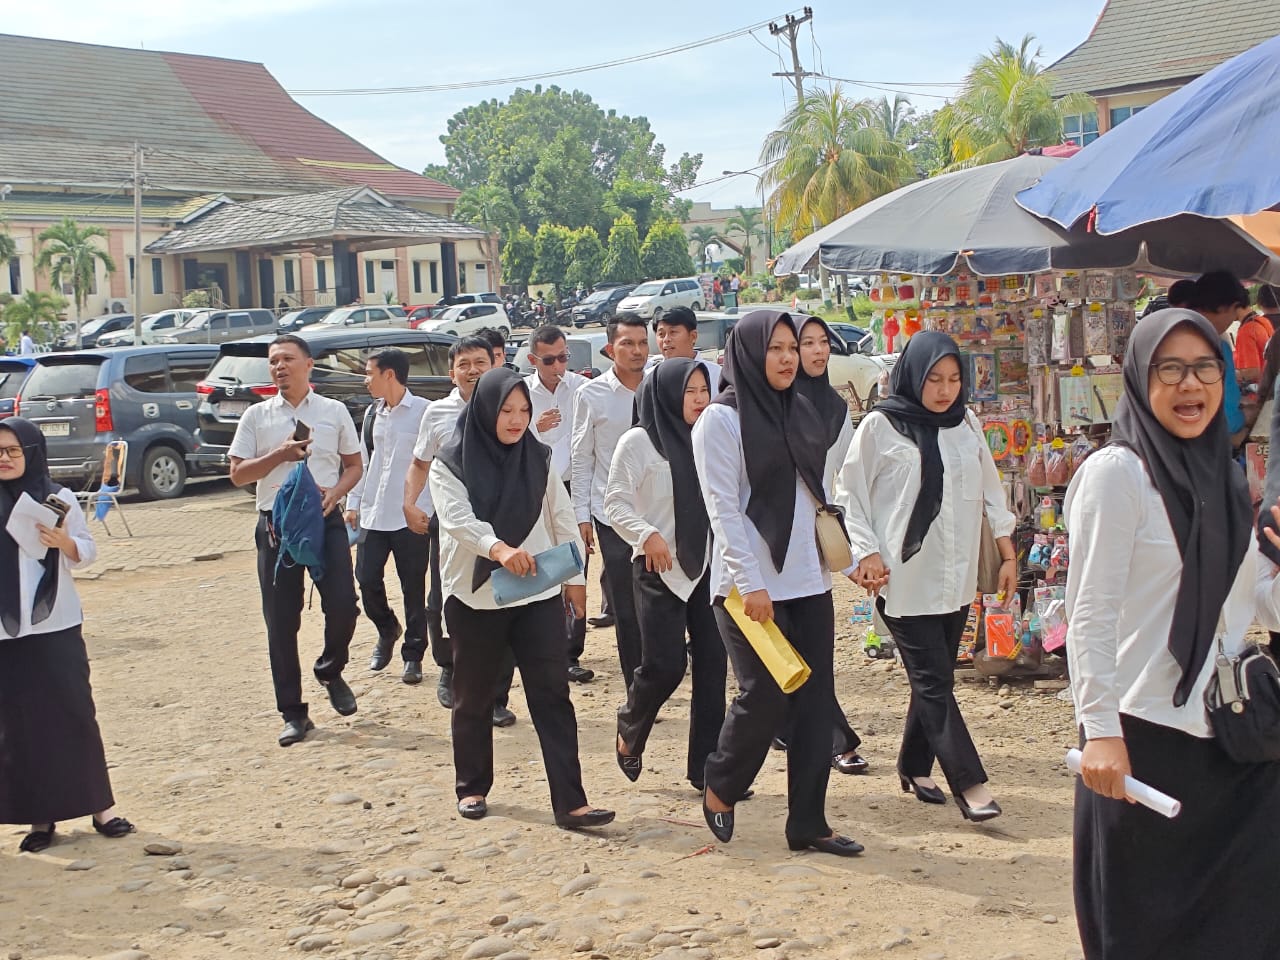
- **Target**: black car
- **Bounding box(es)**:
[190,327,457,471]
[58,313,135,349]
[276,306,334,333]
[573,284,636,327]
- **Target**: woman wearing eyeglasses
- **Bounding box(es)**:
[0,417,135,852]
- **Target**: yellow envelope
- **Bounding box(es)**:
[724,588,812,693]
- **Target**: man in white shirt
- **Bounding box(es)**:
[343,349,431,684]
[19,329,36,356]
[525,324,594,684]
[647,306,722,394]
[571,314,649,687]
[228,335,364,747]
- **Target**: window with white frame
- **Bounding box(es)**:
[1063,111,1099,147]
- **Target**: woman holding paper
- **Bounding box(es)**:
[692,309,863,857]
[606,357,726,791]
[429,368,614,830]
[1065,308,1280,960]
[835,331,1016,822]
[0,417,135,852]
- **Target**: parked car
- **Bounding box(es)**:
[189,327,456,472]
[59,313,135,349]
[276,306,334,333]
[437,293,501,308]
[159,308,276,344]
[98,309,203,347]
[301,304,407,332]
[572,284,636,327]
[828,322,869,346]
[407,304,449,327]
[514,331,614,379]
[418,302,510,339]
[0,357,36,416]
[616,277,703,321]
[14,344,221,499]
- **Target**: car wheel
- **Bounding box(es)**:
[139,444,187,500]
[498,325,510,338]
[651,307,662,324]
[600,311,613,327]
[692,302,702,311]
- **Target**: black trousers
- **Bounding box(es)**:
[255,510,359,723]
[594,517,642,687]
[877,598,986,794]
[831,700,862,755]
[617,563,726,783]
[562,480,586,664]
[704,591,835,844]
[355,526,429,662]
[445,595,588,816]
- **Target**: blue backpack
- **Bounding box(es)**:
[271,459,327,583]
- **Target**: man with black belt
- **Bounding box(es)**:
[228,334,363,747]
[344,348,431,684]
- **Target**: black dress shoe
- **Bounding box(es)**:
[457,798,488,820]
[402,661,423,685]
[555,808,616,830]
[92,816,136,838]
[492,705,517,727]
[787,834,864,856]
[436,667,454,709]
[279,717,315,746]
[832,752,870,775]
[702,790,734,842]
[567,663,595,683]
[617,740,642,782]
[587,614,615,628]
[955,793,1002,823]
[899,773,947,805]
[771,737,788,751]
[18,824,55,853]
[323,677,358,717]
[691,781,754,801]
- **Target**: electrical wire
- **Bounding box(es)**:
[810,73,956,101]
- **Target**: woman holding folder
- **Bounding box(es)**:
[692,309,863,857]
[606,357,726,791]
[1065,309,1280,960]
[429,369,614,830]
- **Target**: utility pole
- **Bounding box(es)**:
[769,7,814,106]
[132,143,144,343]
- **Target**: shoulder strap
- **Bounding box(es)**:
[361,402,378,457]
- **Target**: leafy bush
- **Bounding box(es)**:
[738,287,765,305]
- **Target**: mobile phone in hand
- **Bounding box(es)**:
[293,421,312,442]
[44,495,70,528]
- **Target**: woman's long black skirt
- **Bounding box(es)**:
[0,625,114,824]
[1075,713,1280,960]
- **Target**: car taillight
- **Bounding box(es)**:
[251,385,278,397]
[195,381,214,395]
[94,388,113,433]
[12,396,19,416]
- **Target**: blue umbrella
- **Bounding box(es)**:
[1018,33,1280,232]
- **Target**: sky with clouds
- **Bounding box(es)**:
[4,0,1106,208]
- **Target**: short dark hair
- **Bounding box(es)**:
[369,347,409,384]
[475,326,505,351]
[1166,279,1197,308]
[529,324,567,350]
[449,335,492,366]
[607,312,648,345]
[654,305,697,333]
[270,333,311,358]
[1257,284,1280,312]
[1192,271,1250,311]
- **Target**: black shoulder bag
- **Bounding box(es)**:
[1205,617,1280,763]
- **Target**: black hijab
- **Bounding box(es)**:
[873,331,969,563]
[713,309,829,572]
[0,417,61,637]
[635,357,710,579]
[793,315,850,449]
[436,368,550,591]
[1110,308,1251,708]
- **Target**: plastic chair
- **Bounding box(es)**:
[76,440,134,537]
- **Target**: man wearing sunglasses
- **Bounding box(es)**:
[525,324,594,683]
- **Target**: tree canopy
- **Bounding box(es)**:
[603,215,643,284]
[640,218,695,281]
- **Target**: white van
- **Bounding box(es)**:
[616,277,704,321]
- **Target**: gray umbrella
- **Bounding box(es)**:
[772,154,1280,282]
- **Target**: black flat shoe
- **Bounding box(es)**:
[457,798,488,820]
[555,808,616,830]
[691,781,754,801]
[702,790,734,843]
[899,774,947,805]
[832,752,870,775]
[436,667,454,709]
[18,824,55,853]
[955,793,1002,823]
[567,663,595,683]
[322,677,358,716]
[587,614,615,628]
[787,834,864,857]
[616,740,642,782]
[402,661,423,685]
[278,717,315,747]
[92,816,135,839]
[771,737,788,751]
[492,705,516,728]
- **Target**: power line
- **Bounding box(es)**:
[810,73,956,101]
[287,12,807,97]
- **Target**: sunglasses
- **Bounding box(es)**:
[532,353,571,366]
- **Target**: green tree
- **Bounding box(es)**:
[602,214,643,284]
[687,226,718,271]
[898,109,950,178]
[526,131,605,231]
[0,216,16,266]
[35,217,116,336]
[936,35,1095,169]
[531,223,575,291]
[725,206,765,276]
[640,218,695,281]
[602,176,669,241]
[501,225,536,289]
[3,289,66,345]
[874,94,916,143]
[566,226,604,291]
[761,85,913,242]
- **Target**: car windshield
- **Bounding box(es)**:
[80,316,116,335]
[181,312,211,329]
[20,361,104,400]
[278,310,306,325]
[321,308,355,325]
[582,290,612,304]
[630,282,663,296]
[438,306,470,322]
[206,354,271,385]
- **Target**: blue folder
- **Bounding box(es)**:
[490,542,584,607]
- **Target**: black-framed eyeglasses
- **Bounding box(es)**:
[0,445,25,459]
[1149,358,1225,386]
[533,353,571,366]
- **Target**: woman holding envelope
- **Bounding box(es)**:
[692,309,863,857]
[1065,309,1280,960]
[836,331,1015,822]
[0,417,135,852]
[606,357,726,791]
[428,368,614,830]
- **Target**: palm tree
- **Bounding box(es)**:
[761,85,913,243]
[874,94,915,143]
[35,217,115,346]
[725,207,764,275]
[687,225,719,271]
[936,34,1095,170]
[0,217,16,266]
[3,289,66,346]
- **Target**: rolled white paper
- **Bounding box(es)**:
[1065,748,1182,819]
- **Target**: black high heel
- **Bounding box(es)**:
[898,773,947,805]
[955,793,1002,823]
[616,737,642,783]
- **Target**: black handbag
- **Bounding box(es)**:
[1204,628,1280,764]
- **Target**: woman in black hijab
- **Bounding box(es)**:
[1066,309,1280,960]
[606,358,726,791]
[692,309,863,857]
[0,417,134,852]
[428,369,613,830]
[835,330,1016,821]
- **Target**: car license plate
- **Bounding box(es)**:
[218,400,250,417]
[39,422,70,437]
